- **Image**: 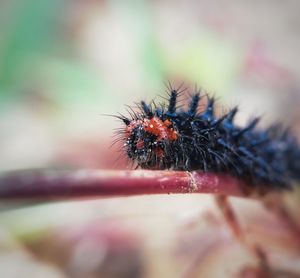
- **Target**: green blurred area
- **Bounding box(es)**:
[0,0,240,108]
[0,0,67,98]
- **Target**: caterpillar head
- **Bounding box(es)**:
[122,116,178,169]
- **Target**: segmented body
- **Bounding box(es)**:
[119,84,300,189]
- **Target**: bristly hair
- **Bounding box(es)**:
[117,82,300,191]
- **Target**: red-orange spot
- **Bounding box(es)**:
[124,117,178,159]
[143,117,178,141]
[163,119,172,127]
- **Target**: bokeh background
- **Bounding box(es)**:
[1,1,300,277]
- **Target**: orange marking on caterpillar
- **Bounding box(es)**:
[143,117,178,141]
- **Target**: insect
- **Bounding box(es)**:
[117,82,300,190]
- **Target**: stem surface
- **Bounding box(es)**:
[0,169,248,201]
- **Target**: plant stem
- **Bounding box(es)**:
[0,169,248,201]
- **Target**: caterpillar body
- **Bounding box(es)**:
[117,83,300,190]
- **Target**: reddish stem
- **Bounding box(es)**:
[0,169,248,201]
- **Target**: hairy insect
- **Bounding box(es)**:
[117,82,300,190]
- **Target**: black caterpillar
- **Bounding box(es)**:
[118,83,300,190]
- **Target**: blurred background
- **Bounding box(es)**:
[1,0,300,277]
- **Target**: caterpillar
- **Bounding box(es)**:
[117,82,300,190]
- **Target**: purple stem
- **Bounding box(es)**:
[0,169,248,201]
